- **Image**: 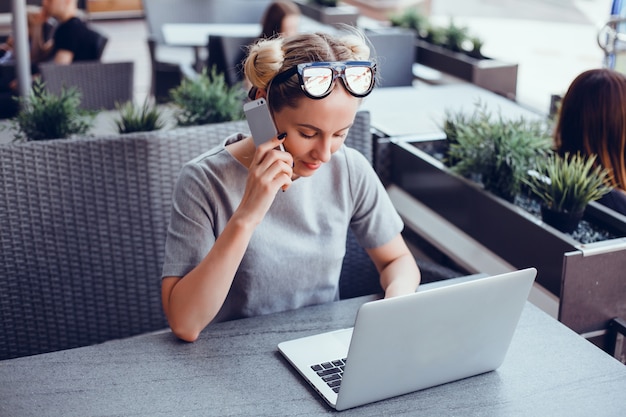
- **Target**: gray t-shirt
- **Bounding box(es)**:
[162,133,403,322]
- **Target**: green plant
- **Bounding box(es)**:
[11,80,94,141]
[467,36,484,58]
[391,9,485,57]
[424,24,447,46]
[524,152,613,214]
[444,102,553,201]
[443,19,469,52]
[114,99,165,134]
[389,7,428,37]
[170,66,246,127]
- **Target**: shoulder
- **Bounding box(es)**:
[334,145,376,183]
[330,145,371,171]
[54,17,86,39]
[57,17,85,31]
[178,133,247,181]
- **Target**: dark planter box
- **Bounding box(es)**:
[294,0,359,27]
[416,39,518,100]
[387,138,626,354]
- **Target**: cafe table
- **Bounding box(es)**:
[162,18,335,67]
[360,83,546,141]
[1,284,625,416]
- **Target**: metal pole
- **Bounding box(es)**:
[12,0,31,101]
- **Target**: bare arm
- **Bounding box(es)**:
[162,136,293,342]
[366,234,421,298]
[53,49,74,65]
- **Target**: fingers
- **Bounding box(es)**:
[251,134,293,193]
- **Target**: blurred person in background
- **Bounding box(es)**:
[553,68,626,215]
[42,0,103,64]
[260,0,301,39]
[0,5,54,118]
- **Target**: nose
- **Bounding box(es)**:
[312,136,333,163]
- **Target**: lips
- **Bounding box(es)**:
[302,161,321,171]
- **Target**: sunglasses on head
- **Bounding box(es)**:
[271,61,376,99]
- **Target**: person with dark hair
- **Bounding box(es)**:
[260,0,301,39]
[0,5,54,118]
[553,68,626,215]
[42,0,103,64]
[161,31,421,342]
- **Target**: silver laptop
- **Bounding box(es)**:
[278,268,537,411]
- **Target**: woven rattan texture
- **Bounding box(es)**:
[0,121,246,360]
[39,61,134,111]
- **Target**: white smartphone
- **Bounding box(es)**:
[243,98,279,148]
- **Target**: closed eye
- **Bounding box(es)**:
[299,131,316,139]
[334,129,349,139]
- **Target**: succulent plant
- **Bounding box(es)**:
[524,152,613,214]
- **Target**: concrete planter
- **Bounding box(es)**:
[387,138,626,355]
[294,0,359,27]
[416,39,518,100]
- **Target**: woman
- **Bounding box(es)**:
[554,68,626,215]
[260,0,301,39]
[161,31,421,342]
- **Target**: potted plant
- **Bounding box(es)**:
[390,7,518,99]
[524,152,613,233]
[384,101,626,299]
[444,102,552,201]
[10,80,94,142]
[114,99,166,134]
[169,66,246,127]
[385,108,626,355]
[294,0,359,27]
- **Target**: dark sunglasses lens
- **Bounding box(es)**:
[302,67,333,97]
[344,66,373,95]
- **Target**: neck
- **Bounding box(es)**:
[56,4,77,23]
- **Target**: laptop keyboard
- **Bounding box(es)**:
[311,358,347,393]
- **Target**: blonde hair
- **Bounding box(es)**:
[244,30,372,111]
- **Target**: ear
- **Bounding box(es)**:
[255,88,267,100]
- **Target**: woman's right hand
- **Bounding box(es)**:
[236,134,293,226]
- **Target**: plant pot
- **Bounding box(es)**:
[294,0,359,27]
[415,39,518,100]
[384,138,626,355]
[540,206,585,234]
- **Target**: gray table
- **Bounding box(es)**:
[1,295,625,416]
[360,84,545,141]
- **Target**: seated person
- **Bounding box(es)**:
[161,31,421,342]
[238,1,302,90]
[260,0,301,39]
[42,0,104,64]
[0,5,54,118]
[553,68,626,215]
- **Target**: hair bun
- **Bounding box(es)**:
[245,38,285,91]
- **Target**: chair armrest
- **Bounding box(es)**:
[179,62,200,81]
[609,317,626,364]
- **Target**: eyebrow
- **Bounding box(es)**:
[296,123,354,133]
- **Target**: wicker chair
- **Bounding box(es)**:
[207,34,257,87]
[0,121,247,360]
[38,61,134,111]
[147,35,183,103]
[0,113,371,359]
